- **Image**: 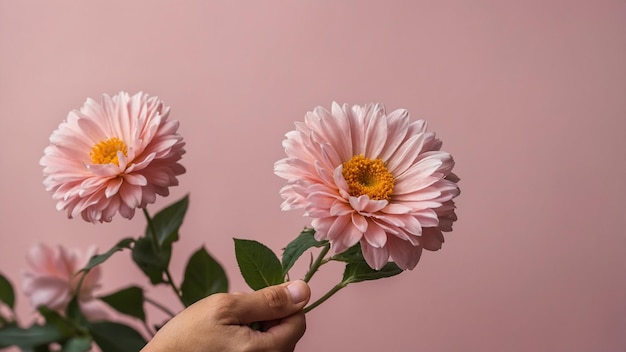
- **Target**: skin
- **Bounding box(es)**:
[141,280,311,352]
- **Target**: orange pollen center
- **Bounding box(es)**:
[342,155,395,200]
[90,137,128,166]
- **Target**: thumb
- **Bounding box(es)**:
[233,280,310,325]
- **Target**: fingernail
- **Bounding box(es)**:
[286,280,308,304]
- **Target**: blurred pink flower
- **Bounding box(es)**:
[275,103,460,270]
[22,243,107,320]
[40,91,186,223]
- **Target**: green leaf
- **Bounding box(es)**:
[99,286,146,321]
[0,324,64,348]
[61,337,92,352]
[81,238,135,272]
[330,243,365,263]
[131,236,169,284]
[342,262,403,285]
[0,273,15,309]
[37,307,78,338]
[281,228,327,276]
[87,321,146,352]
[66,296,86,326]
[133,197,189,285]
[146,195,189,247]
[181,247,228,307]
[234,239,284,290]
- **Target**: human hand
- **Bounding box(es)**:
[141,280,311,352]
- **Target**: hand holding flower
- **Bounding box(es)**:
[142,281,310,352]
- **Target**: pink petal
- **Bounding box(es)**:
[381,203,413,214]
[360,240,390,270]
[26,277,71,310]
[386,133,427,175]
[363,107,387,159]
[122,173,147,186]
[79,299,109,321]
[119,184,142,208]
[362,220,387,248]
[419,228,445,251]
[351,213,368,233]
[386,235,422,270]
[105,177,123,198]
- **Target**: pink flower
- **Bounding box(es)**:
[40,91,186,223]
[275,103,460,270]
[22,243,107,320]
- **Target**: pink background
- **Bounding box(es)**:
[1,1,625,351]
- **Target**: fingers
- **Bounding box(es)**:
[255,310,307,352]
[142,281,311,352]
[216,280,311,325]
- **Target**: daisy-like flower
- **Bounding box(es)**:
[40,92,186,223]
[275,103,460,270]
[22,243,107,320]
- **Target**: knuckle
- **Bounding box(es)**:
[208,293,238,318]
[262,287,289,309]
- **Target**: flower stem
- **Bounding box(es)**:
[304,282,347,314]
[164,269,182,300]
[303,243,331,283]
[144,296,177,318]
[142,208,183,304]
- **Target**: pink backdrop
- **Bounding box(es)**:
[1,1,625,351]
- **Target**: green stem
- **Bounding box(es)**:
[303,243,331,283]
[144,296,177,318]
[164,270,182,299]
[304,282,346,313]
[142,208,183,303]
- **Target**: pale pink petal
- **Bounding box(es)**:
[122,173,147,186]
[362,220,387,248]
[378,109,409,161]
[363,107,387,159]
[329,200,353,216]
[79,299,109,321]
[381,203,413,214]
[105,177,123,198]
[413,209,440,228]
[339,223,364,252]
[319,103,352,161]
[362,199,389,214]
[26,278,71,310]
[25,244,58,275]
[387,235,423,270]
[386,133,427,175]
[351,213,368,233]
[360,240,390,270]
[119,184,143,209]
[419,228,445,251]
[326,215,350,243]
[349,195,370,212]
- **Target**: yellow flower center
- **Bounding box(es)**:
[90,137,128,166]
[342,155,394,200]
